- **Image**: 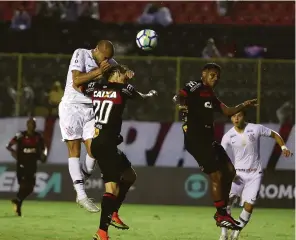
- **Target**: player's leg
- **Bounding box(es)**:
[110,162,136,230]
[82,138,97,180]
[186,142,240,229]
[220,176,244,240]
[91,139,120,240]
[12,172,35,216]
[81,117,97,180]
[59,102,99,213]
[230,172,262,240]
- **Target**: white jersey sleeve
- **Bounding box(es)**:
[258,124,272,137]
[69,49,86,72]
[221,133,230,150]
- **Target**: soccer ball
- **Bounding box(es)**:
[136,29,158,51]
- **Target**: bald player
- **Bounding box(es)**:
[59,41,132,213]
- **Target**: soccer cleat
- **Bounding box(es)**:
[11,199,21,216]
[110,212,129,230]
[92,230,109,240]
[76,197,100,213]
[214,212,242,230]
[230,230,241,240]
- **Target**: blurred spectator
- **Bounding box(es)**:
[10,6,31,31]
[77,2,99,20]
[0,78,15,116]
[244,45,267,58]
[60,2,78,22]
[276,101,294,124]
[48,81,63,116]
[219,36,236,58]
[138,3,173,27]
[202,38,221,59]
[36,2,63,20]
[216,0,237,16]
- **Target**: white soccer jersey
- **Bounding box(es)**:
[221,123,272,171]
[61,48,99,104]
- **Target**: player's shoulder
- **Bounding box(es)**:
[72,48,90,58]
[246,123,261,131]
[185,80,202,92]
[15,131,24,139]
[224,127,235,138]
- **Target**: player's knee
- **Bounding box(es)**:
[84,139,94,158]
[66,140,81,157]
[210,170,222,184]
[121,167,137,185]
[105,182,120,197]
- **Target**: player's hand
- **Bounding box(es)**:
[282,148,293,157]
[100,60,111,73]
[126,70,135,79]
[243,99,258,108]
[178,105,188,112]
[148,90,158,96]
[11,151,17,160]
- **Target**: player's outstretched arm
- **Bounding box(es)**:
[136,90,158,99]
[270,130,293,157]
[72,68,103,87]
[220,99,258,116]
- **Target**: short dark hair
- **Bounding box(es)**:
[103,64,128,80]
[202,63,221,72]
[229,110,247,119]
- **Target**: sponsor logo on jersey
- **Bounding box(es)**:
[204,101,213,108]
[93,90,117,98]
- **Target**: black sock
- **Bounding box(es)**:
[17,184,34,204]
[114,181,131,213]
[99,193,117,232]
[214,200,227,216]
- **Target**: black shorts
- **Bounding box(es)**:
[91,136,131,183]
[185,139,232,174]
[17,167,36,185]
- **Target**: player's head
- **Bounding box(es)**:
[201,63,221,88]
[27,117,36,132]
[231,111,246,128]
[93,40,115,63]
[104,65,129,84]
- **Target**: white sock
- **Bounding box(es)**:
[85,154,96,174]
[239,208,251,228]
[221,227,228,236]
[68,157,87,200]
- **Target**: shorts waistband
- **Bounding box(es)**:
[236,168,257,173]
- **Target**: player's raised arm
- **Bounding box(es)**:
[259,125,293,157]
[135,90,158,99]
[219,99,258,117]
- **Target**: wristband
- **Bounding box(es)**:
[281,145,288,151]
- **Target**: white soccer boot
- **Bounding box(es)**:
[76,197,100,213]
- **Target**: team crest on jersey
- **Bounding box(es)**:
[248,134,255,142]
[93,90,117,98]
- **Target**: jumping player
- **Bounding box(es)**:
[59,40,123,213]
[6,117,47,216]
[173,63,257,229]
[219,111,292,240]
[83,65,157,240]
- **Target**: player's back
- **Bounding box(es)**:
[62,48,99,104]
[183,81,222,140]
[90,82,131,143]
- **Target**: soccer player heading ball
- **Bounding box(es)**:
[82,64,157,240]
[173,63,258,230]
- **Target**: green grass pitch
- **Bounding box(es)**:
[0,200,294,240]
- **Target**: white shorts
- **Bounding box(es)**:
[230,170,263,206]
[58,101,95,141]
